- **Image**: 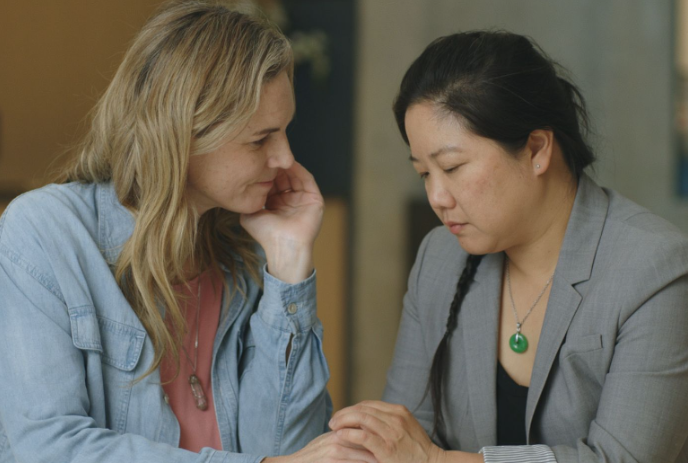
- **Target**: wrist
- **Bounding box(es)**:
[262,458,288,463]
[264,240,314,284]
[443,450,484,463]
[430,446,447,463]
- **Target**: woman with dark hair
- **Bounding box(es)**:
[329,31,688,462]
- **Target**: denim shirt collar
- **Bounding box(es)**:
[96,183,135,266]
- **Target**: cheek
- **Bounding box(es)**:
[461,164,513,226]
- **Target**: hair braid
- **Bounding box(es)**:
[428,253,484,445]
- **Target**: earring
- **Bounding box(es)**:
[535,164,541,169]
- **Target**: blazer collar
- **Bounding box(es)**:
[460,251,503,447]
[459,174,609,447]
[525,173,609,440]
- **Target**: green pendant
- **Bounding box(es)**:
[509,332,529,353]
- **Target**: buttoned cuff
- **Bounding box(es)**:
[258,264,317,333]
[480,444,557,462]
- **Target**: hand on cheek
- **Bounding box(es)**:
[240,162,324,283]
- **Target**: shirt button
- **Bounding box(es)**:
[164,393,170,405]
[287,303,298,314]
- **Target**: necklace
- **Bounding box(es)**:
[505,258,554,354]
[182,282,209,411]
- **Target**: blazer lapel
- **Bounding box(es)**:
[525,174,610,441]
[461,252,504,447]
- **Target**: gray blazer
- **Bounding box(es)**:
[383,174,688,462]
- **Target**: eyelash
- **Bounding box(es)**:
[252,136,269,147]
[418,166,459,180]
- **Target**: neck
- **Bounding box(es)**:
[505,174,578,281]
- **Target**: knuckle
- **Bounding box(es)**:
[393,403,409,414]
[391,415,405,428]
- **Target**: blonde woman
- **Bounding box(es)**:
[0,2,371,463]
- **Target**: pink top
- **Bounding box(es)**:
[161,270,224,452]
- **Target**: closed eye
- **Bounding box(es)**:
[251,135,270,147]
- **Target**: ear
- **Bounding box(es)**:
[525,129,554,176]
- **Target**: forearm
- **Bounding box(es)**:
[238,267,330,456]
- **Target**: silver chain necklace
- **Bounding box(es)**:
[505,258,554,354]
[181,283,209,410]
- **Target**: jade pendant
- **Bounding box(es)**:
[509,332,528,353]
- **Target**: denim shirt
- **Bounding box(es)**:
[0,182,331,463]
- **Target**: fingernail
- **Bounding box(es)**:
[329,419,336,428]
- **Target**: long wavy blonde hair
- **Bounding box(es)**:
[59,0,294,381]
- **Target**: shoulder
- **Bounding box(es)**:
[408,225,469,300]
[601,189,688,273]
[418,225,467,265]
[0,183,101,282]
[2,180,97,222]
[0,182,99,244]
[583,189,688,312]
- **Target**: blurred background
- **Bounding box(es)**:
[0,0,686,411]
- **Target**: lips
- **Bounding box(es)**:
[256,179,275,187]
[445,221,467,234]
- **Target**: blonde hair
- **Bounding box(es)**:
[59,0,294,381]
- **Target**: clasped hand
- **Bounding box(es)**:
[240,162,324,284]
[329,400,445,463]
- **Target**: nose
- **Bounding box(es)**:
[267,136,295,170]
[426,178,455,211]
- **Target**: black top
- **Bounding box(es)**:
[496,361,528,445]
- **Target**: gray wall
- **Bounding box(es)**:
[351,0,685,403]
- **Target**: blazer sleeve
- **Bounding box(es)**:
[382,229,440,438]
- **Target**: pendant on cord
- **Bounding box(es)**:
[189,374,209,410]
[509,323,529,354]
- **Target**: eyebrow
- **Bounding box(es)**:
[409,145,463,162]
[252,127,280,137]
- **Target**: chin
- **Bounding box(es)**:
[456,236,498,256]
[227,197,269,215]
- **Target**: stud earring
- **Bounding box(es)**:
[536,164,541,169]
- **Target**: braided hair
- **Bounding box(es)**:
[428,253,483,444]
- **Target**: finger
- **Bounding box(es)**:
[333,401,411,426]
[313,434,378,463]
[274,169,291,193]
[286,161,321,195]
[356,400,410,415]
[329,411,395,439]
[282,164,305,192]
[329,447,378,463]
[336,439,368,451]
[332,403,407,431]
[336,428,388,460]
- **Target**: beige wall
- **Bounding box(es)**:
[351,0,429,403]
[0,1,160,189]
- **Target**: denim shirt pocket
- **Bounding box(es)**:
[69,305,146,432]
